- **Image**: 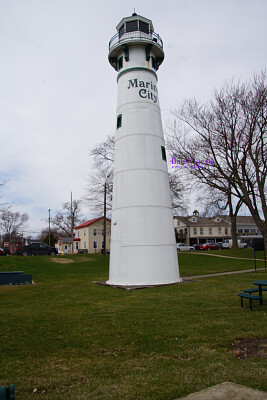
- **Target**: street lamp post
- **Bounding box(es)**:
[48,209,51,246]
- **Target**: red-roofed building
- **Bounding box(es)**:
[74,217,111,254]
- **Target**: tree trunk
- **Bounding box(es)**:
[228,192,239,248]
[230,214,238,248]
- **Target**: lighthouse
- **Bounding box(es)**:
[107,13,181,286]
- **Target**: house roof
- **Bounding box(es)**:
[55,238,73,244]
[174,216,228,227]
[174,214,259,227]
[75,217,111,230]
[217,215,258,225]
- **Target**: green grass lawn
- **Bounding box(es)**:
[179,248,266,276]
[0,252,266,399]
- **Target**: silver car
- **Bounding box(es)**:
[176,243,195,252]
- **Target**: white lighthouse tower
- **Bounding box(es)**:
[107,13,181,286]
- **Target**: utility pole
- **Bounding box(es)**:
[103,182,107,255]
[70,192,74,254]
[48,209,51,246]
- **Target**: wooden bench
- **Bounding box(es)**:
[238,293,262,311]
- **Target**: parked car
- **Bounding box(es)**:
[0,247,11,256]
[200,243,218,251]
[215,242,225,249]
[176,243,195,252]
[223,239,247,249]
[193,243,201,250]
[16,242,58,256]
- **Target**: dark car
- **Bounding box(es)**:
[16,242,58,256]
[0,247,11,256]
[193,243,201,250]
[200,243,218,251]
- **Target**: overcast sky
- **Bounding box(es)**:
[0,0,266,236]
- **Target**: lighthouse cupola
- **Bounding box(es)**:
[108,13,164,73]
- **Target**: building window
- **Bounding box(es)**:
[193,228,197,235]
[93,229,97,236]
[209,228,212,235]
[117,114,122,129]
[200,228,203,235]
[77,231,80,238]
[84,241,86,248]
[102,241,104,249]
[93,241,97,249]
[177,220,180,226]
[83,229,86,236]
[118,56,123,70]
[185,228,187,234]
[76,242,79,250]
[218,227,221,234]
[225,228,228,235]
[161,146,166,161]
[192,217,196,222]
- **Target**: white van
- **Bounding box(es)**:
[222,239,247,249]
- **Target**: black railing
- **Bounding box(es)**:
[109,30,163,51]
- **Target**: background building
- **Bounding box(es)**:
[174,211,262,246]
[74,217,111,254]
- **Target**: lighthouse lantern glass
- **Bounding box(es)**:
[126,20,138,32]
[139,20,149,34]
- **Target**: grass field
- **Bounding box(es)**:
[0,250,266,399]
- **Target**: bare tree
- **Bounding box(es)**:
[0,180,9,213]
[166,71,267,248]
[85,135,114,215]
[85,134,188,215]
[0,209,29,243]
[52,200,83,237]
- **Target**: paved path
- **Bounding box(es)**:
[189,252,265,262]
[183,267,266,281]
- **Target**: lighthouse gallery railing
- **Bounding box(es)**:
[109,30,163,51]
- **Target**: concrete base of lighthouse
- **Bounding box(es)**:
[96,278,183,291]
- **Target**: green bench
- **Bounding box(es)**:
[0,385,15,400]
[243,288,267,294]
[238,293,262,311]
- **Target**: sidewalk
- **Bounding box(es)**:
[183,267,266,281]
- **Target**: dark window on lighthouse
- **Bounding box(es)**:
[118,57,123,70]
[161,146,167,161]
[139,20,149,34]
[126,20,138,32]
[152,56,158,70]
[117,114,122,129]
[119,25,125,38]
